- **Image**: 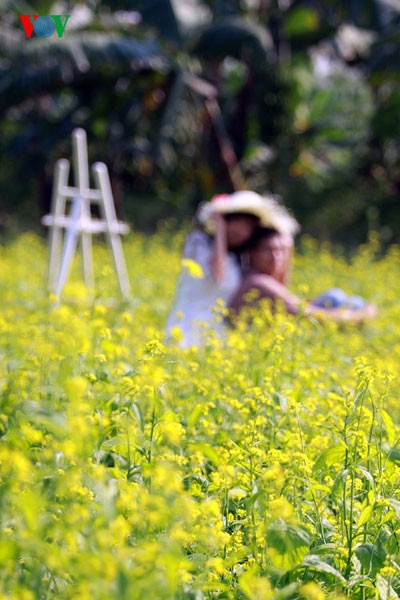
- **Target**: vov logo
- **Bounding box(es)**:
[19,15,70,39]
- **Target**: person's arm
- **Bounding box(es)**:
[209,212,228,283]
[230,273,377,323]
[229,273,301,316]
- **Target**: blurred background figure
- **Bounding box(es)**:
[230,228,377,324]
[166,191,299,347]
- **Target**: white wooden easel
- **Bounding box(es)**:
[42,129,131,300]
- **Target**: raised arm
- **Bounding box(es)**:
[209,212,228,283]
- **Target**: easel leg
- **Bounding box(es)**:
[92,163,131,300]
[55,197,81,298]
[72,129,94,290]
[80,197,94,290]
[48,159,69,291]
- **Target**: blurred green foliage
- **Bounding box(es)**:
[0,0,399,244]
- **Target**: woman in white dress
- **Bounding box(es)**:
[166,191,300,348]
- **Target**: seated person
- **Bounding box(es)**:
[229,228,377,323]
[166,191,300,347]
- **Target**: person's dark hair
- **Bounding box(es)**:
[224,212,260,225]
[244,226,280,251]
[221,212,261,256]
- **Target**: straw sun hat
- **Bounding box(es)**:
[197,190,300,237]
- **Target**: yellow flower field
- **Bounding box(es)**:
[0,231,399,599]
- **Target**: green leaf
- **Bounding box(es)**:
[311,543,337,556]
[382,443,400,463]
[269,583,301,599]
[381,409,397,446]
[18,489,41,532]
[0,33,170,112]
[0,539,17,562]
[273,392,288,412]
[195,442,221,467]
[355,543,386,576]
[300,554,346,582]
[187,403,204,427]
[357,466,375,486]
[191,18,274,66]
[376,574,399,600]
[357,504,373,528]
[266,519,311,570]
[387,498,400,519]
[354,386,368,409]
[28,0,56,13]
[137,0,181,46]
[131,402,144,432]
[284,7,319,36]
[313,442,346,472]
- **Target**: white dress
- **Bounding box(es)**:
[166,230,242,348]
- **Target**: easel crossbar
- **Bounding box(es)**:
[42,214,130,234]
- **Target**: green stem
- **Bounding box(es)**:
[345,469,355,579]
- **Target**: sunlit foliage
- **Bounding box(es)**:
[0,231,399,598]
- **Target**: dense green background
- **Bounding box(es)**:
[0,0,399,245]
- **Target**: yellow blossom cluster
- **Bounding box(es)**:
[0,231,399,599]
